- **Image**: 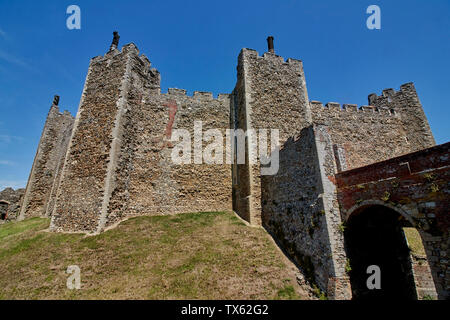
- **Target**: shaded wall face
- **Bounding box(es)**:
[262,127,333,292]
[231,63,251,222]
[0,203,8,219]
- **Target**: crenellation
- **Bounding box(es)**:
[367,82,435,150]
[139,53,151,69]
[368,93,377,105]
[167,88,187,96]
[342,104,358,112]
[311,101,400,118]
[382,88,396,98]
[286,57,302,66]
[326,102,341,110]
[193,91,213,100]
[359,105,375,112]
[217,93,231,101]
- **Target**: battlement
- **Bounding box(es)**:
[310,101,396,116]
[368,82,416,105]
[48,101,75,120]
[90,43,153,72]
[163,88,231,102]
[239,48,303,68]
[50,106,74,119]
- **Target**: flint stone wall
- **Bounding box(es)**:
[0,187,25,221]
[19,105,74,219]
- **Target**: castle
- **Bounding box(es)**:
[14,34,448,300]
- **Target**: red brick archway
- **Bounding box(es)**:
[335,143,449,299]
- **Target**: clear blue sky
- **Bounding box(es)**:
[0,0,449,190]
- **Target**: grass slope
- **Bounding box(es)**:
[0,212,308,300]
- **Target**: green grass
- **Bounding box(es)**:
[0,212,307,300]
[403,227,426,257]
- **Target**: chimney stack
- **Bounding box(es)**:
[267,36,274,53]
[109,31,120,51]
[53,95,60,106]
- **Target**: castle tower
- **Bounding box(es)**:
[49,32,232,234]
[18,96,74,220]
[231,37,312,226]
[368,83,435,150]
[50,33,160,233]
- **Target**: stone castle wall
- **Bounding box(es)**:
[369,83,435,150]
[0,187,25,221]
[311,100,409,171]
[106,89,232,228]
[18,37,444,299]
[50,45,133,233]
[311,83,435,172]
[19,104,74,219]
[231,49,311,226]
[50,43,231,233]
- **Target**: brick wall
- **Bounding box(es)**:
[336,143,450,299]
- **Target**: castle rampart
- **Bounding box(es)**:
[18,34,446,299]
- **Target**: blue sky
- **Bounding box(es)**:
[0,0,449,190]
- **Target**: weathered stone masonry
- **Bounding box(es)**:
[18,99,74,220]
[19,35,447,299]
[47,43,232,234]
[0,187,24,221]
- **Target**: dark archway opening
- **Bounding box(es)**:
[344,205,417,300]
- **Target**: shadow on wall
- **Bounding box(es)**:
[260,126,334,293]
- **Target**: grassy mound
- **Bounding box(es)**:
[0,212,308,300]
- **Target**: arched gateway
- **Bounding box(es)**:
[344,204,418,299]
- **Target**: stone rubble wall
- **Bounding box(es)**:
[0,187,25,221]
[311,100,409,171]
[261,125,351,299]
[19,105,74,219]
[50,45,132,233]
[369,83,435,151]
[50,43,231,233]
[105,85,233,228]
[232,48,312,226]
[336,142,450,299]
